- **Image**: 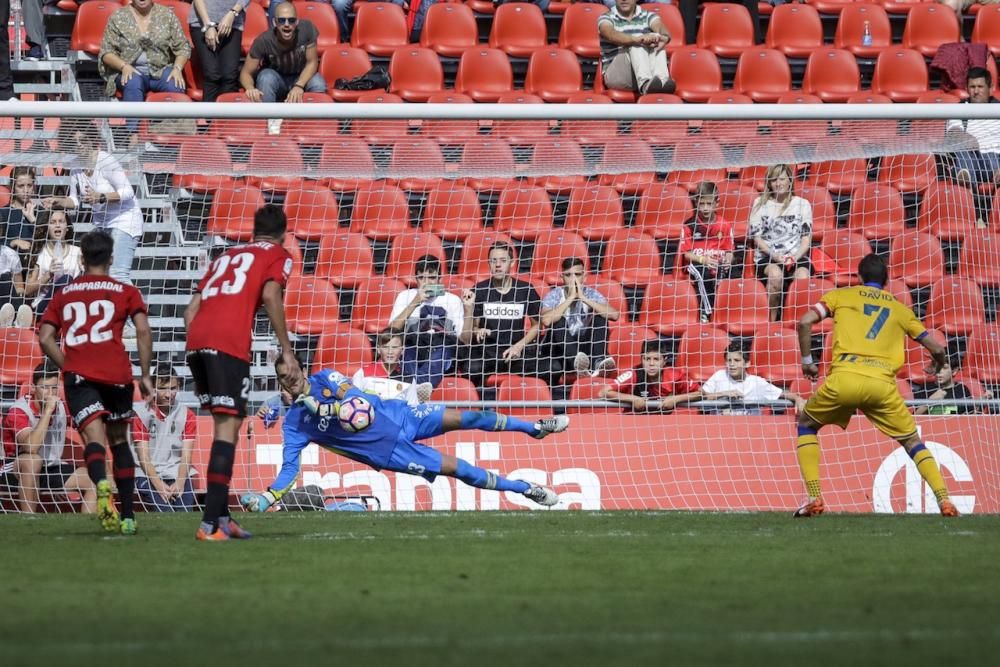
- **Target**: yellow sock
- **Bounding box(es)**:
[910,444,950,504]
[796,430,822,500]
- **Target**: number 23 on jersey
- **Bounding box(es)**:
[202,252,255,299]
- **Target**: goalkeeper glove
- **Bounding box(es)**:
[241,490,278,513]
[295,393,320,415]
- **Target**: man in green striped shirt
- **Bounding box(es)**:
[598,0,673,95]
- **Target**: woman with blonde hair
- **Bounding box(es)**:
[749,164,813,322]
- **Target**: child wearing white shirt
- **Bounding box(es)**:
[701,349,806,415]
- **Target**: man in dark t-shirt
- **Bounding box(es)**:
[239,2,327,103]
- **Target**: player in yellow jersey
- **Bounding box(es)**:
[794,254,959,517]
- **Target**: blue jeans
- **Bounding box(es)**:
[953,150,1000,185]
[109,227,138,285]
[136,477,197,512]
[402,343,453,388]
[255,68,327,102]
[116,69,185,132]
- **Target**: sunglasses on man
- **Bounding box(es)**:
[274,16,297,25]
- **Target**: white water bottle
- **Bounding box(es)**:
[862,21,873,48]
[52,240,65,278]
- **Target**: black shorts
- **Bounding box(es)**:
[64,373,135,428]
[186,348,250,418]
[39,462,77,491]
[755,255,813,282]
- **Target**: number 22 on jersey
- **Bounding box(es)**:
[202,252,256,299]
[64,300,115,347]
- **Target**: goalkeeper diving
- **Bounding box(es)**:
[241,355,569,512]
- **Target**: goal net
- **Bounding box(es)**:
[0,102,998,514]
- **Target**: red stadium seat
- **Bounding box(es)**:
[0,328,42,386]
[493,184,554,240]
[713,279,770,336]
[495,376,552,418]
[293,1,340,53]
[597,139,658,195]
[71,2,120,55]
[957,231,1000,287]
[318,138,376,191]
[634,183,692,240]
[389,139,446,194]
[241,3,269,54]
[454,48,513,102]
[632,93,689,145]
[423,182,484,241]
[560,92,618,145]
[459,138,517,194]
[247,138,303,192]
[593,61,638,103]
[351,277,407,333]
[675,324,732,382]
[802,48,861,102]
[765,4,824,58]
[972,5,1000,57]
[697,3,755,58]
[528,229,590,284]
[870,47,929,102]
[665,138,727,192]
[835,92,899,145]
[700,92,758,146]
[558,3,607,58]
[601,230,664,286]
[351,2,408,56]
[773,92,829,144]
[639,278,700,335]
[321,47,372,102]
[350,181,410,240]
[889,231,945,288]
[641,3,686,53]
[314,326,374,373]
[965,324,1000,383]
[527,138,587,195]
[567,376,609,414]
[420,2,478,57]
[491,92,550,143]
[882,0,937,15]
[315,232,375,288]
[564,183,625,241]
[808,158,870,195]
[919,182,979,241]
[589,277,629,322]
[385,232,448,286]
[925,278,987,336]
[835,4,892,58]
[350,91,409,143]
[207,184,265,242]
[285,275,342,335]
[172,138,233,193]
[783,277,837,332]
[456,231,516,280]
[877,153,937,194]
[208,93,267,144]
[901,3,960,57]
[524,48,582,102]
[488,2,548,57]
[420,92,480,143]
[752,322,802,385]
[284,184,340,240]
[389,47,444,102]
[820,230,873,285]
[797,183,838,243]
[847,183,906,240]
[433,376,481,402]
[670,47,723,103]
[608,322,659,371]
[732,48,792,103]
[714,182,757,239]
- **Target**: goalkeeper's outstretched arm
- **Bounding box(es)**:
[241,416,309,512]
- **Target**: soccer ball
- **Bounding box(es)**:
[338,396,375,433]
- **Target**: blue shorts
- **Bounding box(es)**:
[386,439,444,482]
[400,403,446,442]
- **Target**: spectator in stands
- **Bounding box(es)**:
[132,364,198,512]
[679,0,760,45]
[1,166,40,264]
[0,0,15,100]
[361,329,406,382]
[388,255,470,388]
[600,339,701,413]
[464,241,552,388]
[23,210,81,326]
[98,0,191,131]
[191,0,251,102]
[938,0,997,29]
[679,181,735,324]
[2,360,96,513]
[355,329,435,403]
[914,361,992,415]
[699,347,805,415]
[0,229,29,328]
[253,387,293,430]
[946,67,1000,191]
[598,0,674,96]
[278,1,416,48]
[541,257,619,379]
[44,121,144,297]
[749,164,813,322]
[241,2,327,103]
[19,0,47,60]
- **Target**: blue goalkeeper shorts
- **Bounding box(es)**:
[386,438,444,482]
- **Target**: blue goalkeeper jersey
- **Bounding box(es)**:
[270,370,418,492]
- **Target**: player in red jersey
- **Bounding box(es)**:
[184,204,299,541]
[37,231,154,535]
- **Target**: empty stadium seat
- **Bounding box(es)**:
[389,139,446,194]
[385,231,448,286]
[847,183,906,240]
[772,92,829,144]
[560,92,618,145]
[732,48,792,103]
[889,231,945,288]
[567,376,610,413]
[957,232,1000,286]
[700,92,759,145]
[241,3,269,54]
[972,5,1000,57]
[918,182,979,241]
[432,376,480,403]
[350,181,410,240]
[207,184,265,242]
[493,184,554,240]
[314,325,374,372]
[802,48,861,102]
[797,183,839,243]
[783,278,837,332]
[495,376,552,418]
[315,232,375,288]
[834,4,892,58]
[713,279,770,335]
[633,183,692,240]
[321,47,372,102]
[420,2,478,57]
[0,328,42,386]
[752,322,802,385]
[665,138,728,191]
[877,153,937,194]
[456,231,516,280]
[418,92,479,142]
[285,275,343,334]
[925,277,987,335]
[608,322,659,371]
[821,230,873,285]
[839,92,899,143]
[529,229,591,284]
[639,279,700,335]
[488,2,548,57]
[901,3,960,57]
[808,158,870,195]
[597,139,658,195]
[697,3,755,58]
[70,2,119,54]
[558,3,607,58]
[208,93,267,144]
[523,48,583,102]
[528,138,588,194]
[564,183,625,241]
[423,182,484,240]
[293,1,339,53]
[172,138,232,193]
[284,184,340,240]
[491,92,551,143]
[870,47,929,102]
[454,48,514,102]
[765,4,824,58]
[349,91,409,143]
[601,230,664,286]
[675,324,732,382]
[351,2,409,56]
[632,94,689,144]
[351,277,407,333]
[318,138,377,191]
[715,181,758,237]
[247,138,303,192]
[670,47,723,102]
[965,324,1000,383]
[459,138,518,193]
[389,47,444,102]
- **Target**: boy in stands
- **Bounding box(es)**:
[601,339,701,413]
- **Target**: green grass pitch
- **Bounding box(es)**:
[1,512,998,666]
